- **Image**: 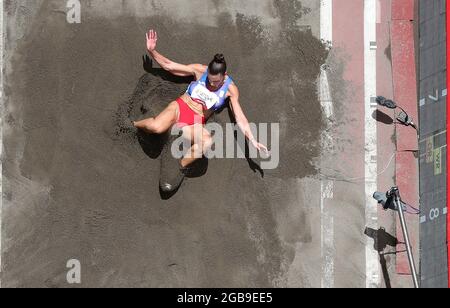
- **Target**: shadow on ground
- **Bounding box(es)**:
[365,227,399,288]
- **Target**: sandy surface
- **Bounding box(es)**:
[1,0,376,288]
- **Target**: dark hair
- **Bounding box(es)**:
[208,54,227,75]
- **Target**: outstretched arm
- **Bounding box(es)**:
[146,29,206,78]
[228,84,270,155]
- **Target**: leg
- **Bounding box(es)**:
[180,124,213,168]
[134,101,179,134]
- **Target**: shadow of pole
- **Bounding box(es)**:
[364,227,399,288]
[372,109,394,125]
[379,253,391,289]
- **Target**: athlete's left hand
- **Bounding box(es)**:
[251,140,270,157]
[146,29,158,52]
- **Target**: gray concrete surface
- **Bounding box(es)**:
[1,0,398,288]
[418,0,448,288]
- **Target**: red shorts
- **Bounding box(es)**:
[176,97,206,128]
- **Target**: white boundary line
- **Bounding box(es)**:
[320,0,334,289]
[320,180,334,288]
[320,0,333,46]
[364,0,379,288]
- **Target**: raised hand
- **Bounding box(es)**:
[146,29,158,52]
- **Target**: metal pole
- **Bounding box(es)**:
[392,188,419,288]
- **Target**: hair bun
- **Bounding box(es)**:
[214,54,225,63]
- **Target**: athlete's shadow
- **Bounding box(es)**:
[134,55,194,161]
[224,107,265,178]
[142,55,209,199]
[143,55,194,84]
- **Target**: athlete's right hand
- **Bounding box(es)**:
[146,29,158,52]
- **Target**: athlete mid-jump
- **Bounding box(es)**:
[134,30,269,189]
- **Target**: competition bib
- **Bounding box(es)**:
[191,84,220,110]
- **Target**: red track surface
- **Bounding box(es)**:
[390,0,419,275]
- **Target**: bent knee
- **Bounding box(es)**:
[202,134,213,150]
[144,121,165,134]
